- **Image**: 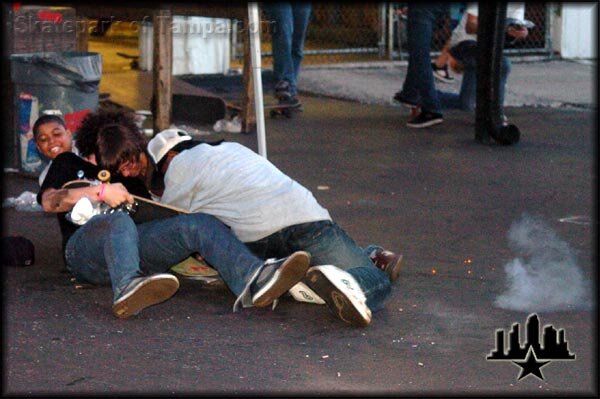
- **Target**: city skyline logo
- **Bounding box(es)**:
[487,313,575,381]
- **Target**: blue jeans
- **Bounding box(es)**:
[437,43,511,112]
[245,220,391,312]
[263,2,312,97]
[400,3,448,113]
[64,212,265,301]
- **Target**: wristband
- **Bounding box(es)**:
[98,183,106,202]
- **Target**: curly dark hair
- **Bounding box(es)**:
[75,109,140,158]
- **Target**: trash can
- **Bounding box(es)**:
[10,51,102,175]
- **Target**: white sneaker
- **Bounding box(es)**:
[305,265,372,327]
[432,63,455,84]
[288,281,326,305]
[112,273,179,318]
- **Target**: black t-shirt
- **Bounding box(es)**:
[37,152,150,251]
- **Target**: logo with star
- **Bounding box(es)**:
[487,314,575,381]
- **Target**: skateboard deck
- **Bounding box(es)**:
[170,254,223,284]
[116,52,139,69]
[62,179,222,280]
[226,101,303,119]
[266,102,303,118]
[130,195,187,224]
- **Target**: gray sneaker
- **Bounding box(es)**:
[252,251,311,307]
[305,265,372,327]
[112,273,179,318]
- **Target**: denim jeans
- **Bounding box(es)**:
[263,2,312,97]
[64,212,264,302]
[400,3,448,113]
[245,220,391,312]
[437,44,511,112]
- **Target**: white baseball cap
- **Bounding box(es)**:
[147,128,192,165]
[506,3,525,21]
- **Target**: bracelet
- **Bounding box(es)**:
[98,183,106,202]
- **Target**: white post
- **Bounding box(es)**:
[248,3,267,158]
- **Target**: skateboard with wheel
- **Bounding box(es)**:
[226,101,303,119]
[169,253,223,284]
[62,175,222,280]
[116,52,139,70]
[266,102,303,119]
[62,175,187,225]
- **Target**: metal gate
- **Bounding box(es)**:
[233,3,554,64]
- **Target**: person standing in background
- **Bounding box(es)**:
[435,2,530,123]
[393,3,449,128]
[263,2,312,109]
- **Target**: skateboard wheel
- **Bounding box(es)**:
[98,170,111,182]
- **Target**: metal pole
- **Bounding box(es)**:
[387,2,395,60]
[231,18,239,66]
[248,3,267,158]
[544,3,555,60]
[378,3,386,58]
[475,3,520,145]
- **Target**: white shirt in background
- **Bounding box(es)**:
[449,3,527,47]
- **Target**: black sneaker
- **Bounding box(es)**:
[393,90,420,108]
[432,63,454,83]
[112,273,179,318]
[406,110,444,128]
[274,80,292,101]
[250,251,311,308]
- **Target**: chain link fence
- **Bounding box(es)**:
[237,3,553,65]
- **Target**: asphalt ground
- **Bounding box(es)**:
[299,59,596,109]
[2,94,596,395]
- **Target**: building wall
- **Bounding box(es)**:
[552,3,597,59]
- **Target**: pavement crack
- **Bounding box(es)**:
[66,376,91,386]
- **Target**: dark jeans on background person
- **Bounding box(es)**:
[64,212,265,301]
[437,42,511,112]
[245,220,391,312]
[263,2,312,97]
[400,3,448,113]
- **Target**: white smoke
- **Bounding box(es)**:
[494,213,591,312]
